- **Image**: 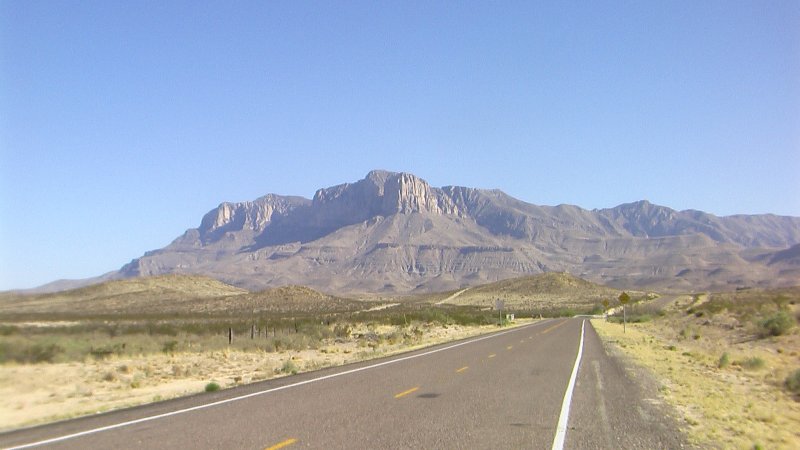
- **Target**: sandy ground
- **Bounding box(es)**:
[0,320,532,432]
[591,318,800,449]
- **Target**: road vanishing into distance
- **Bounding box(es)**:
[1,319,688,449]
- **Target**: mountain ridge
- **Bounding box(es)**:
[24,170,800,294]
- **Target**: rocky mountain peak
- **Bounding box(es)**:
[364,169,393,189]
[312,171,460,217]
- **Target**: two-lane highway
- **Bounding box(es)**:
[1,319,688,449]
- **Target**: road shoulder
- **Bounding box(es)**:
[568,320,693,449]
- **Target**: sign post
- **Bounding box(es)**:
[618,292,630,333]
[494,299,505,326]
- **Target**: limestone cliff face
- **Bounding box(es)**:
[198,194,310,243]
[312,170,461,218]
[380,172,460,215]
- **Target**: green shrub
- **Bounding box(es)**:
[298,323,333,341]
[280,359,299,375]
[333,323,352,338]
[628,314,653,323]
[677,326,701,340]
[29,343,65,363]
[556,308,577,318]
[162,340,178,354]
[758,311,795,337]
[384,331,402,345]
[785,369,800,394]
[718,352,730,369]
[0,343,65,364]
[205,382,220,392]
[265,335,311,352]
[589,304,605,315]
[740,357,766,370]
[102,371,117,382]
[89,343,125,359]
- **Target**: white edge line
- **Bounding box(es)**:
[9,320,550,449]
[551,319,585,450]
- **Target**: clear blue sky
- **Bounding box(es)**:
[1,1,798,290]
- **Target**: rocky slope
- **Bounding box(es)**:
[104,170,800,294]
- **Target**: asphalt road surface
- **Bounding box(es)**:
[1,319,689,449]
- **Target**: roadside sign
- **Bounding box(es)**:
[618,292,630,332]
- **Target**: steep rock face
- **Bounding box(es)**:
[113,170,800,294]
[198,195,310,244]
[311,170,460,220]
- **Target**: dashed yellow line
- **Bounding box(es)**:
[265,438,297,450]
[541,320,568,335]
[456,366,469,373]
[488,353,496,358]
[394,386,420,398]
[506,345,513,350]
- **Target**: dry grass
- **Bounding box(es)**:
[592,313,800,449]
[0,319,533,431]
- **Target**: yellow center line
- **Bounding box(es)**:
[506,345,513,350]
[456,366,469,373]
[541,320,568,335]
[394,386,420,398]
[488,353,496,358]
[265,438,297,450]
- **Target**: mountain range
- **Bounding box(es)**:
[76,169,798,295]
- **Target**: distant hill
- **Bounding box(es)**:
[26,170,800,294]
[2,273,630,317]
[0,275,362,317]
[435,272,623,311]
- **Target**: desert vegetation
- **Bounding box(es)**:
[0,303,518,365]
[0,278,541,432]
[592,287,800,449]
[0,273,621,370]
